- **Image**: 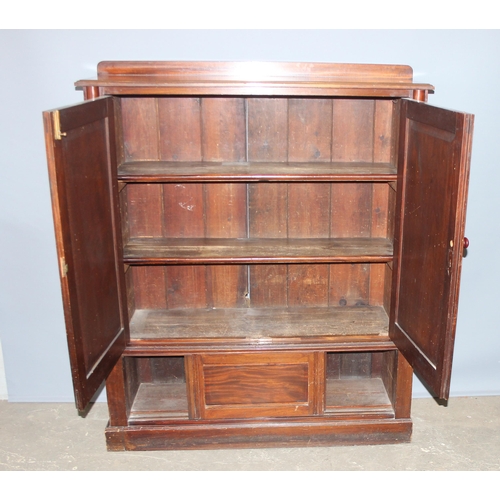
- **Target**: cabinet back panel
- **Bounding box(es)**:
[121,98,160,161]
[158,98,203,161]
[247,98,288,161]
[326,351,393,380]
[119,97,397,164]
[130,262,386,310]
[126,182,391,239]
[119,96,395,314]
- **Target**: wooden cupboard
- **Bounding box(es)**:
[43,61,473,450]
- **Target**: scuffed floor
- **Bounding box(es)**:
[0,396,499,471]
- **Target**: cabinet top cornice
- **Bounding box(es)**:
[75,61,434,97]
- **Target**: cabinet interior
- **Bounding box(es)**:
[116,96,399,341]
[125,356,189,423]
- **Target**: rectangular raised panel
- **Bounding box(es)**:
[196,352,321,419]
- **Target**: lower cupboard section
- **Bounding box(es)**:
[121,349,404,426]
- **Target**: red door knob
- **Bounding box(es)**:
[463,237,469,249]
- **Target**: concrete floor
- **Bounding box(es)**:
[0,396,499,471]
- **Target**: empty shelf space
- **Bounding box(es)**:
[129,306,389,340]
[118,161,397,183]
[129,382,189,423]
[123,237,393,264]
[325,378,394,417]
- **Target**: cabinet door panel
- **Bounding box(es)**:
[44,97,129,410]
[390,100,473,400]
[195,352,323,419]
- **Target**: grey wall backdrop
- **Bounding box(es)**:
[1,29,499,403]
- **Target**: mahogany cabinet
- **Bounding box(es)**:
[43,61,474,450]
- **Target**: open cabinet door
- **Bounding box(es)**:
[43,97,129,411]
[390,99,473,400]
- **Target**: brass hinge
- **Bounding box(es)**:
[53,110,67,140]
[60,257,68,278]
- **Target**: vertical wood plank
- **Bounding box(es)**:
[247,98,288,161]
[383,263,393,314]
[205,183,247,238]
[373,99,395,163]
[332,99,374,162]
[137,358,153,384]
[166,265,208,309]
[106,357,129,426]
[288,182,330,307]
[329,263,370,307]
[247,97,289,306]
[340,353,372,378]
[163,183,206,309]
[313,351,326,415]
[201,98,246,309]
[121,97,159,161]
[371,183,389,238]
[163,183,205,238]
[132,267,168,309]
[249,264,288,307]
[119,186,130,246]
[158,97,202,161]
[370,351,384,378]
[249,183,287,238]
[113,98,125,166]
[326,353,341,380]
[330,183,372,238]
[127,184,164,238]
[368,263,386,307]
[125,266,136,322]
[201,97,246,161]
[206,265,248,308]
[288,183,331,238]
[288,99,332,161]
[185,355,201,419]
[288,264,329,307]
[393,351,413,418]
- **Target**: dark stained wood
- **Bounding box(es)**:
[46,61,472,451]
[332,99,374,162]
[118,161,397,182]
[196,352,319,419]
[132,266,167,309]
[126,184,164,237]
[121,97,159,161]
[201,98,246,162]
[158,97,202,161]
[43,97,129,411]
[105,418,412,450]
[106,357,129,426]
[392,351,413,419]
[247,98,288,161]
[390,100,474,400]
[123,237,393,264]
[77,61,434,99]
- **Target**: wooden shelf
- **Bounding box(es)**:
[325,378,394,417]
[118,161,397,183]
[129,306,389,340]
[129,382,189,423]
[124,237,393,264]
